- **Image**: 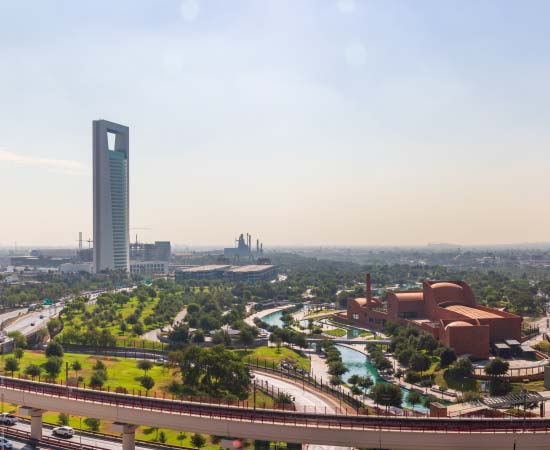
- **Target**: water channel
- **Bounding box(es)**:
[261,308,429,413]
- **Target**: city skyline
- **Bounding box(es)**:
[2,0,550,246]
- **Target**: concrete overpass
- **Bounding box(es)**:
[1,376,550,450]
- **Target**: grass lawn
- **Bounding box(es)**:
[1,350,179,396]
[324,329,346,337]
[304,309,339,318]
[238,346,311,371]
[434,368,479,392]
[511,380,546,392]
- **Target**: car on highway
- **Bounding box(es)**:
[30,322,35,326]
[0,413,18,425]
[0,437,13,449]
[52,426,74,438]
[39,315,44,319]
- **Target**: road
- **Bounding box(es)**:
[141,307,187,342]
[3,421,155,450]
[4,306,58,337]
[252,372,351,450]
[0,309,28,328]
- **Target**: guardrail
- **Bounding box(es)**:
[1,375,550,433]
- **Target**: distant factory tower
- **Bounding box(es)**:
[93,119,130,272]
[224,233,264,259]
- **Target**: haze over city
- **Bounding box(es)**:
[2,0,550,247]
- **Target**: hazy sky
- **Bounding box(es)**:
[1,0,550,247]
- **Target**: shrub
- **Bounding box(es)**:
[83,418,101,432]
[45,341,64,358]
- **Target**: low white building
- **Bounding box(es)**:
[59,262,94,274]
[129,260,167,275]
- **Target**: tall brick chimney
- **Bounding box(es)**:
[366,273,372,302]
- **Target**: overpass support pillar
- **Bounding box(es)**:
[19,407,44,440]
[113,422,138,450]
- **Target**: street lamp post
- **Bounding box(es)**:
[79,416,82,449]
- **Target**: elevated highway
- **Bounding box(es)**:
[1,376,550,450]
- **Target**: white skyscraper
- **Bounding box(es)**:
[93,120,129,272]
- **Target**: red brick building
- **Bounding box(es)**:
[341,275,522,359]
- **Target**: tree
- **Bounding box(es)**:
[83,418,101,432]
[159,431,167,444]
[4,357,19,376]
[191,433,206,448]
[348,374,361,386]
[328,361,348,377]
[44,357,63,380]
[24,364,42,380]
[137,360,153,375]
[484,358,509,378]
[58,413,69,426]
[14,347,24,360]
[7,331,26,349]
[177,432,187,444]
[47,318,62,337]
[71,360,82,378]
[211,330,232,346]
[439,347,457,367]
[407,390,422,411]
[140,375,155,393]
[239,328,255,348]
[93,360,106,371]
[192,329,205,344]
[45,341,64,358]
[369,383,402,408]
[453,357,473,378]
[89,372,105,388]
[409,353,431,375]
[168,322,190,344]
[132,322,144,336]
[358,376,374,393]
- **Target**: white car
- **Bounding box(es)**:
[0,413,17,425]
[0,438,13,449]
[53,426,74,438]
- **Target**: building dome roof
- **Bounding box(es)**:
[445,320,473,329]
[431,282,465,304]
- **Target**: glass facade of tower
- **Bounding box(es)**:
[93,120,129,272]
[109,150,129,269]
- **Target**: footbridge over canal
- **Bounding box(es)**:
[1,376,549,450]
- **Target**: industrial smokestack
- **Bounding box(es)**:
[366,273,372,302]
[260,243,263,253]
[79,232,83,251]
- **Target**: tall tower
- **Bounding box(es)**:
[93,120,130,272]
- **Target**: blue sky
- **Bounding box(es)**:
[1,0,550,246]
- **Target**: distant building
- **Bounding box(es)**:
[224,233,263,259]
[130,241,171,261]
[175,264,276,283]
[93,119,130,272]
[224,265,276,282]
[340,274,522,359]
[10,256,72,268]
[129,261,168,275]
[31,249,76,258]
[59,262,94,274]
[175,265,231,282]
